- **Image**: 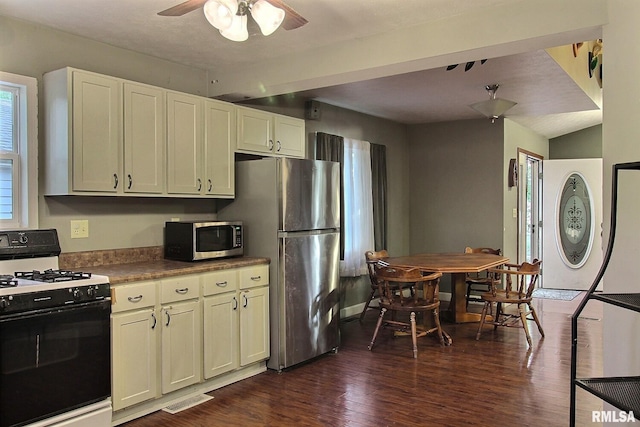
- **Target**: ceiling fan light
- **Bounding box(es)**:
[251,0,285,36]
[203,0,238,31]
[220,13,248,42]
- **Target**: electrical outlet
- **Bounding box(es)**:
[70,220,89,239]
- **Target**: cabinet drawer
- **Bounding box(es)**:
[160,275,200,304]
[239,265,269,290]
[202,270,237,296]
[112,281,157,313]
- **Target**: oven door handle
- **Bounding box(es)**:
[0,299,111,322]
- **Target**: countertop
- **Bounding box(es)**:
[78,257,270,285]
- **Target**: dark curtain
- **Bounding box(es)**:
[315,132,345,258]
[370,143,387,251]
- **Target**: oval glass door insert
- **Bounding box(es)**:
[557,173,594,268]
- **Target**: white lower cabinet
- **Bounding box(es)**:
[239,286,270,365]
[160,299,201,393]
[111,264,269,418]
[202,266,270,379]
[159,275,201,394]
[111,281,159,411]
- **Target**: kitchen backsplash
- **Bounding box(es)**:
[59,246,164,270]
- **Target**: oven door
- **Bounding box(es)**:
[0,300,111,427]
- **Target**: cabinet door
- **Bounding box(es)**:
[72,71,120,192]
[161,300,202,394]
[274,115,305,158]
[204,100,235,196]
[167,92,203,194]
[112,308,158,411]
[123,83,165,194]
[203,293,239,379]
[237,107,272,154]
[239,286,270,366]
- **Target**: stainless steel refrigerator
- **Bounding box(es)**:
[218,157,341,371]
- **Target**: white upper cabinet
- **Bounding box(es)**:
[204,99,235,196]
[237,106,305,158]
[273,114,306,158]
[166,91,203,195]
[45,68,121,194]
[123,82,165,194]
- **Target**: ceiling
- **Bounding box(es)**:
[0,0,603,138]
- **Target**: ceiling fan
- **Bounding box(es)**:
[158,0,308,34]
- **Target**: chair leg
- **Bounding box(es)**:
[465,283,471,310]
[410,312,418,359]
[368,307,386,351]
[518,304,533,347]
[433,308,445,346]
[528,303,545,337]
[359,289,376,323]
[494,302,503,330]
[476,302,489,341]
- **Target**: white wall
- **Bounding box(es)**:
[601,0,640,388]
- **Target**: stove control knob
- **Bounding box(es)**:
[87,286,96,298]
[73,288,84,300]
[0,297,10,310]
[18,234,28,244]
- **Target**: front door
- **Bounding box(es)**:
[541,159,603,290]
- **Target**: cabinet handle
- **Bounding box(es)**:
[127,295,143,303]
[277,140,282,152]
[208,179,212,192]
[175,287,189,294]
[165,310,171,326]
[197,178,202,191]
[268,139,274,150]
[233,296,238,310]
[251,276,261,281]
[151,312,157,330]
[243,294,248,308]
[127,174,132,189]
[113,174,119,189]
[216,281,228,287]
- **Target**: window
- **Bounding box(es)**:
[0,72,38,229]
[341,138,374,277]
[315,132,387,277]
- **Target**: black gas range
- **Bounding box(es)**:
[0,229,112,427]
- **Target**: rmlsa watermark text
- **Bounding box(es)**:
[592,411,636,423]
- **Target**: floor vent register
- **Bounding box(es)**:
[162,394,214,414]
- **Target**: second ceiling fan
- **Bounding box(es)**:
[158,0,308,41]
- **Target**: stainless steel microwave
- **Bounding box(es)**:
[164,221,243,261]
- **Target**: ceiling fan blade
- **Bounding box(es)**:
[264,0,308,30]
[158,0,207,16]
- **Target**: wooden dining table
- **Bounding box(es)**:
[384,252,509,323]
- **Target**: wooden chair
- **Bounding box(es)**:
[475,259,544,347]
[368,266,444,358]
[464,247,502,309]
[360,250,390,322]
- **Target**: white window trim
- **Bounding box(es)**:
[0,71,38,229]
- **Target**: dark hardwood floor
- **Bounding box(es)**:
[122,295,604,427]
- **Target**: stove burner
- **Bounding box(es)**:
[0,275,17,288]
[14,269,92,283]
